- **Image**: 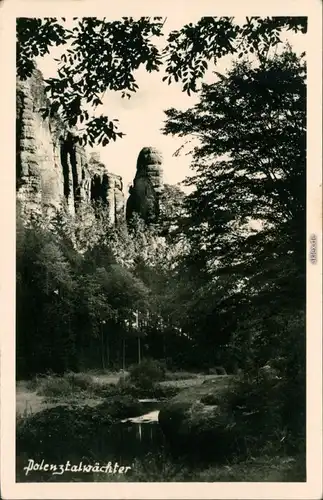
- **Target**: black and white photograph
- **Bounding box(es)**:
[0,1,322,499]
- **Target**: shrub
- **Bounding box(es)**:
[116,376,179,399]
[97,395,144,419]
[35,372,99,398]
[164,371,199,381]
[224,373,288,456]
[124,451,191,482]
[65,372,95,392]
[127,359,166,389]
[92,382,120,398]
[25,377,39,392]
[200,393,221,405]
[36,375,73,398]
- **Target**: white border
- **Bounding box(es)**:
[0,1,322,499]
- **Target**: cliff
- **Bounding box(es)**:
[16,69,125,225]
[16,70,183,234]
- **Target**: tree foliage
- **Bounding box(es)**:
[17,16,307,146]
[16,202,186,376]
[163,47,306,371]
[16,217,78,376]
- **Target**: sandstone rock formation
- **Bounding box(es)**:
[126,147,164,224]
[16,69,124,225]
[88,153,124,224]
[16,70,184,233]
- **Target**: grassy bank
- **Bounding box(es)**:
[16,368,205,417]
[93,452,305,482]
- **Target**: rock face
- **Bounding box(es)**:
[88,153,124,224]
[16,69,124,224]
[126,147,164,223]
[16,70,183,232]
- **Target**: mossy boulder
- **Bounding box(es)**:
[158,376,239,460]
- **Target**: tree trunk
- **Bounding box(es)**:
[101,325,105,370]
[106,334,110,368]
[163,334,166,358]
[122,338,126,372]
[138,337,141,364]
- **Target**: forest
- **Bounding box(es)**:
[16,16,307,483]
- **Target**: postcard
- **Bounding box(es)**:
[0,0,322,498]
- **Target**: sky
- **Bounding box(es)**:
[37,17,307,194]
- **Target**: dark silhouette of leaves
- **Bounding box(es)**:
[16,16,307,146]
[162,48,306,359]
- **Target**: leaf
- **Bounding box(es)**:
[41,108,50,119]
